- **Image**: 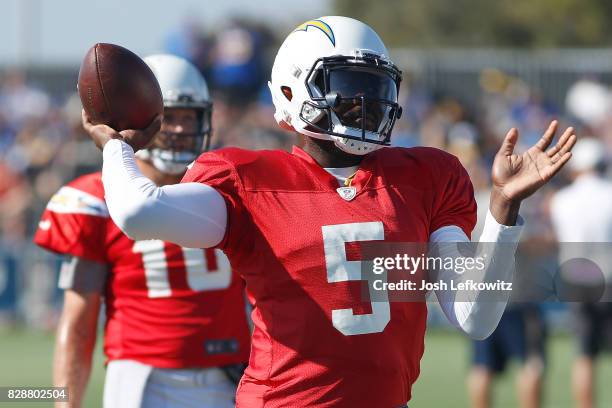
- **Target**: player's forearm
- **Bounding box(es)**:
[53,332,94,408]
[101,139,227,247]
[432,210,523,340]
[53,300,99,408]
[489,187,521,226]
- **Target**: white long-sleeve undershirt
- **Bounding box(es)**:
[102,139,227,248]
[102,139,523,339]
[430,212,523,340]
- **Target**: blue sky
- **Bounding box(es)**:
[1,0,330,65]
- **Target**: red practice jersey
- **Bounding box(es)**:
[182,145,476,407]
[35,172,251,369]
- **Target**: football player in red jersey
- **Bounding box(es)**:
[82,17,576,408]
[35,55,251,408]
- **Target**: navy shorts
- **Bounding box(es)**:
[572,302,612,357]
[472,306,546,373]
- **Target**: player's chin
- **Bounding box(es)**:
[353,117,379,132]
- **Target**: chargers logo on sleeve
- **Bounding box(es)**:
[47,186,109,217]
[293,19,336,46]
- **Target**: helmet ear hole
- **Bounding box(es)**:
[281,86,293,101]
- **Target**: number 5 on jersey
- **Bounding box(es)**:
[322,222,390,336]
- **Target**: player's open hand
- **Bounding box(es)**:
[492,120,576,202]
[488,120,576,225]
[82,109,162,151]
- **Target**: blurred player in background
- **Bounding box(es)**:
[550,137,612,408]
[35,54,251,408]
[467,191,547,408]
[468,305,546,408]
[82,16,575,407]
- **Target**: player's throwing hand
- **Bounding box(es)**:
[82,109,162,151]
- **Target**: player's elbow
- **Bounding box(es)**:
[460,320,496,340]
[108,199,152,241]
[456,304,505,340]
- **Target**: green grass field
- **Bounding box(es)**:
[0,328,611,407]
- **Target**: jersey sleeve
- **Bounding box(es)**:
[34,185,109,263]
[181,152,250,251]
[430,156,477,239]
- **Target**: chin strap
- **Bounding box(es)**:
[344,170,358,187]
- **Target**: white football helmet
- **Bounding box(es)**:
[269,16,402,155]
[139,54,212,174]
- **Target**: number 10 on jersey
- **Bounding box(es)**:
[133,240,231,298]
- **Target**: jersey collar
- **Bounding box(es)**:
[291,145,374,196]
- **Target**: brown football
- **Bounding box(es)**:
[78,43,163,131]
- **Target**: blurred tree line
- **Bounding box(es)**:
[334,0,612,47]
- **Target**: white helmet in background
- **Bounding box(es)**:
[269,16,402,155]
[139,54,212,174]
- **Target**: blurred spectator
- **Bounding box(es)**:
[164,15,214,77]
[209,20,275,106]
[550,137,612,408]
[565,79,611,129]
[0,70,50,128]
[0,160,31,248]
[467,305,546,408]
